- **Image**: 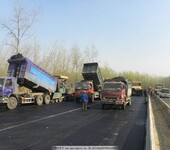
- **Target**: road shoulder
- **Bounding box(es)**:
[151,97,170,150]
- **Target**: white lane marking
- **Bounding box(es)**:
[0,103,98,132]
[0,107,81,132]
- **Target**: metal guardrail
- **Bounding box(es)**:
[145,95,155,150]
[152,94,170,115]
[146,93,170,150]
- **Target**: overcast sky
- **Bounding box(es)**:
[1,0,170,76]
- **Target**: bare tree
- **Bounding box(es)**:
[84,45,98,62]
[21,38,41,63]
[0,41,4,63]
[71,44,83,81]
[49,42,69,75]
[32,40,41,64]
[1,0,38,54]
[100,63,118,80]
[39,42,70,76]
[41,47,54,73]
[0,40,9,75]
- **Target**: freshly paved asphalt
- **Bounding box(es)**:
[0,96,147,150]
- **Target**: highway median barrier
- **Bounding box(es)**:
[145,95,156,150]
[152,94,170,115]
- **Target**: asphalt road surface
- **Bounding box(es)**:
[0,96,146,150]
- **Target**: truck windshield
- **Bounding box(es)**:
[103,83,123,91]
[0,78,5,87]
[155,86,163,90]
[75,82,89,90]
[132,83,141,86]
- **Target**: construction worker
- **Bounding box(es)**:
[81,91,89,110]
[144,89,149,103]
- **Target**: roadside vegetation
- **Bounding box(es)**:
[0,1,169,88]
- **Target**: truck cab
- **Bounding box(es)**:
[0,77,20,109]
[131,81,143,96]
[0,77,18,103]
[101,76,132,110]
[74,80,94,102]
[101,82,126,109]
[53,75,69,102]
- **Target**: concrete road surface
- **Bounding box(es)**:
[0,96,146,150]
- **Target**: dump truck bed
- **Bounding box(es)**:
[82,62,103,91]
[7,54,57,93]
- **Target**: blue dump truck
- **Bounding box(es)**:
[0,54,65,109]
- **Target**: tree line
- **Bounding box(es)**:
[0,1,169,89]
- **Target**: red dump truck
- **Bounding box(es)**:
[74,62,103,102]
[100,76,132,110]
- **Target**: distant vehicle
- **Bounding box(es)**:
[131,81,143,96]
[154,84,163,95]
[100,76,132,110]
[159,88,170,98]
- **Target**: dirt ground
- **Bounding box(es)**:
[151,97,170,150]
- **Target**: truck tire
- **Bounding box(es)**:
[91,94,95,103]
[35,95,43,106]
[121,102,126,110]
[44,95,51,104]
[132,89,136,95]
[59,97,63,102]
[75,97,80,103]
[102,104,105,109]
[127,98,131,106]
[141,91,143,96]
[7,97,18,110]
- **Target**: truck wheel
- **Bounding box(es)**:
[44,95,51,104]
[91,94,95,103]
[59,97,63,102]
[7,97,18,110]
[121,102,126,110]
[102,104,105,109]
[35,95,43,106]
[132,89,136,95]
[75,97,80,103]
[127,99,131,106]
[141,91,143,96]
